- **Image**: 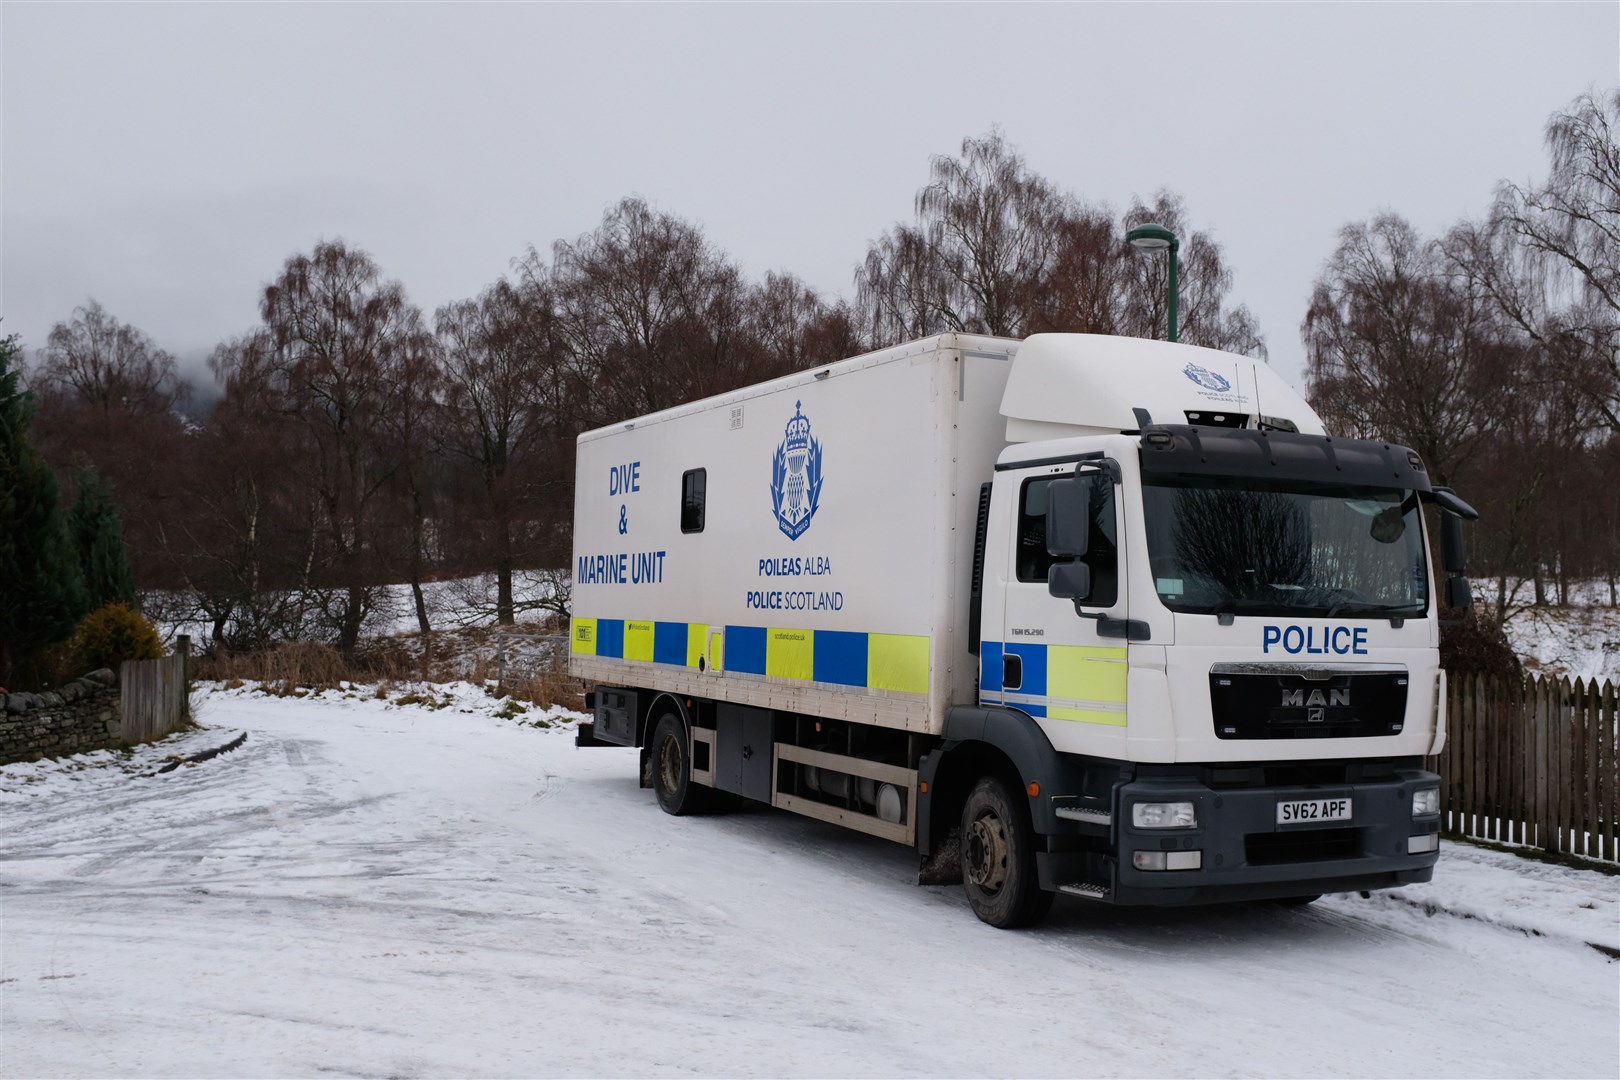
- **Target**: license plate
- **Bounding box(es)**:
[1276,797,1352,825]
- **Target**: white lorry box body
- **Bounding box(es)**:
[570,334,1016,733]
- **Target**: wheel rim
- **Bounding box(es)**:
[657,732,682,794]
[964,811,1010,893]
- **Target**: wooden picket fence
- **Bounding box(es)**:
[120,638,190,743]
[1432,672,1617,863]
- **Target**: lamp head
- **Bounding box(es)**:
[1126,223,1177,250]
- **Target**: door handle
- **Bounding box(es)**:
[1003,653,1023,691]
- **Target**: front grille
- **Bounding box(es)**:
[1246,827,1361,865]
[1209,664,1408,740]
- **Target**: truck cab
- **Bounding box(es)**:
[930,335,1474,919]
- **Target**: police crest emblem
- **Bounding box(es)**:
[770,401,823,540]
[1182,362,1233,393]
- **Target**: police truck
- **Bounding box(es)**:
[569,333,1475,927]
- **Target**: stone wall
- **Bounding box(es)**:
[0,669,121,766]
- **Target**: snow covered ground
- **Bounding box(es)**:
[1501,601,1620,685]
[4,687,1616,1078]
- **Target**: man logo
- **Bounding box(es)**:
[1282,689,1350,708]
[1182,362,1232,393]
[771,401,824,540]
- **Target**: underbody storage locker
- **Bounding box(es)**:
[716,702,774,802]
[594,688,638,746]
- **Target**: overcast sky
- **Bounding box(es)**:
[3,2,1616,395]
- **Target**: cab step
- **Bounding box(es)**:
[1054,806,1112,826]
[1058,882,1112,901]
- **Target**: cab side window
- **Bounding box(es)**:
[1016,473,1118,605]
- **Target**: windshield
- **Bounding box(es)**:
[1141,476,1428,617]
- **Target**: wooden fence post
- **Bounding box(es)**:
[1511,675,1526,846]
[1573,678,1588,857]
[1605,680,1617,862]
[177,635,191,721]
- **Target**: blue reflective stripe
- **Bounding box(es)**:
[812,629,867,687]
[597,619,625,659]
[653,621,687,666]
[980,641,1004,693]
[726,625,767,675]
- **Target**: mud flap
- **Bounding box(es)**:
[918,827,963,886]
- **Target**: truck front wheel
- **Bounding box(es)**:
[960,776,1054,928]
[651,712,707,816]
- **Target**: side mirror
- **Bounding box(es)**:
[1432,486,1479,521]
[1048,560,1092,601]
[1441,512,1467,575]
[1445,575,1473,612]
[1046,477,1090,559]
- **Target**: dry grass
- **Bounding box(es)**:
[192,624,587,712]
[493,637,585,710]
[195,641,352,695]
[500,666,588,711]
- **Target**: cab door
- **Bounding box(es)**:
[982,462,1130,733]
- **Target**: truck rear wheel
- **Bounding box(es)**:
[960,776,1053,928]
[651,712,707,816]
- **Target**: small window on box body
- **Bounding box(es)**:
[681,468,706,533]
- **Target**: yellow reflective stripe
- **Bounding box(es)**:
[1047,704,1129,726]
[1047,644,1127,706]
[686,623,709,668]
[868,633,929,694]
[623,619,655,662]
[570,617,597,656]
[766,627,815,680]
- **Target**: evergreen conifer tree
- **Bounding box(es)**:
[0,333,87,685]
[68,468,136,610]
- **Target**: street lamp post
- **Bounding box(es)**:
[1125,223,1179,343]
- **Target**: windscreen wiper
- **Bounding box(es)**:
[1209,598,1276,625]
[1322,602,1424,626]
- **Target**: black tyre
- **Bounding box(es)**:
[960,775,1054,928]
[651,713,707,816]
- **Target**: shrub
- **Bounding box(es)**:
[1440,611,1523,680]
[73,601,163,673]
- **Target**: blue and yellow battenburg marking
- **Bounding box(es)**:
[979,640,1128,725]
[570,618,929,696]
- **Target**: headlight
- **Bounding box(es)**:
[1132,801,1197,828]
[1134,850,1203,871]
[1412,788,1440,817]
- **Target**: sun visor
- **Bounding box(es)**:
[1000,334,1325,441]
[1138,425,1434,493]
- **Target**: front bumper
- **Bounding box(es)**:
[1039,766,1442,905]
